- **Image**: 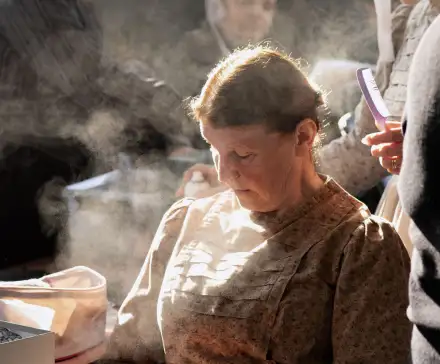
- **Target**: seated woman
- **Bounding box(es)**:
[101,47,411,364]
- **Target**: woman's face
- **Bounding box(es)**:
[201,122,307,212]
[219,0,276,47]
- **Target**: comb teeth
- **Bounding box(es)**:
[356,68,390,129]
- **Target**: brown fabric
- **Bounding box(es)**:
[430,0,440,10]
[103,177,411,364]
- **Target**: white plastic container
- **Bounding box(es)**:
[0,266,107,362]
[184,171,211,198]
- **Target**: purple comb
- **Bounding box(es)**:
[356,68,390,129]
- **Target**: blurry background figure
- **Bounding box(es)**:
[399,13,440,361]
[149,0,297,99]
[317,0,439,230]
[98,0,381,145]
[208,0,276,50]
[359,0,439,255]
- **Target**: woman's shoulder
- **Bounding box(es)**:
[347,213,402,244]
[326,179,409,258]
[340,212,410,267]
[156,198,196,238]
[180,22,222,66]
[187,189,237,213]
[164,197,196,219]
[164,190,235,223]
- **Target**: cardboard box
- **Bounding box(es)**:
[0,320,55,364]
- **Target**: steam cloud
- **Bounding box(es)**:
[1,0,378,306]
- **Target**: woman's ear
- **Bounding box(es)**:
[295,118,318,149]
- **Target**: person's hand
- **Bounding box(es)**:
[176,163,227,198]
[361,121,403,175]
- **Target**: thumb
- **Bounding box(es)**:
[182,169,194,183]
[175,185,185,198]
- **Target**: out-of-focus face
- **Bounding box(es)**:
[218,0,276,48]
[201,122,307,212]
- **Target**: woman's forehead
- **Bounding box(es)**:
[224,0,277,10]
[201,123,280,147]
[231,0,277,5]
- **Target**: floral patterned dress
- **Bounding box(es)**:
[103,177,411,364]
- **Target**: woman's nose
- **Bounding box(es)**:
[247,2,265,17]
[246,5,260,19]
[216,157,228,184]
[216,156,236,184]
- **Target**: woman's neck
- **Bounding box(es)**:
[249,172,326,234]
[278,170,325,213]
[302,171,326,198]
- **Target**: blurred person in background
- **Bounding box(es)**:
[398,14,440,362]
[361,0,439,254]
[151,0,298,102]
[0,0,195,273]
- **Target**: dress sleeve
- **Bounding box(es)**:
[332,217,411,363]
[102,198,194,363]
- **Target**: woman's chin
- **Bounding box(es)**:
[234,190,253,206]
[234,190,269,212]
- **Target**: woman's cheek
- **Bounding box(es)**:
[243,168,267,191]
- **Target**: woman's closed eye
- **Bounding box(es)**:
[210,146,255,163]
[235,151,253,159]
[233,151,255,161]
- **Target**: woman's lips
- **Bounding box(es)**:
[234,189,250,194]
